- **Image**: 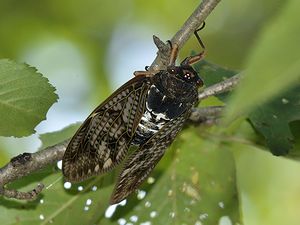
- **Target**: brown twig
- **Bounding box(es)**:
[198,74,241,100]
[150,0,222,70]
[189,106,224,123]
[0,0,228,201]
[0,140,69,200]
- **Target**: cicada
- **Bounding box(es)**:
[63,31,206,204]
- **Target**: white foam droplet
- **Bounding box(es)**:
[57,160,62,170]
[130,215,138,222]
[218,201,225,208]
[118,218,126,225]
[39,214,45,220]
[105,204,117,218]
[137,190,146,200]
[140,222,151,225]
[169,212,175,218]
[92,185,97,191]
[84,206,89,211]
[218,216,232,225]
[145,201,151,208]
[199,213,208,220]
[150,211,157,218]
[64,182,72,189]
[78,186,83,191]
[119,199,127,206]
[86,199,92,206]
[195,221,203,225]
[105,199,127,218]
[147,177,155,184]
[40,199,44,204]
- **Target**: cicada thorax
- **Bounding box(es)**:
[132,70,199,145]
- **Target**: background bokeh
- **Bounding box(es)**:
[1,0,299,224]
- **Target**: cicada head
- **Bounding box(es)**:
[166,64,203,88]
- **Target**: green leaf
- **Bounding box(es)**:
[0,59,58,137]
[100,128,241,225]
[39,123,81,149]
[0,167,115,225]
[249,85,300,156]
[0,126,240,225]
[224,0,300,122]
[0,124,115,225]
[195,60,237,101]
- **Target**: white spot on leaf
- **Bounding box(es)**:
[137,190,146,200]
[86,199,92,206]
[105,205,117,218]
[199,213,208,220]
[218,201,225,208]
[118,218,126,225]
[130,215,138,222]
[64,182,72,189]
[105,199,127,218]
[56,160,62,170]
[145,201,151,208]
[150,211,157,218]
[218,216,232,225]
[169,212,175,218]
[147,177,155,184]
[92,185,97,191]
[140,222,151,225]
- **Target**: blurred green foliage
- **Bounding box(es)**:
[1,0,300,225]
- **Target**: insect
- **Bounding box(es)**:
[62,28,206,204]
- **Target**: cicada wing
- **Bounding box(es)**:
[63,75,151,182]
[110,110,190,204]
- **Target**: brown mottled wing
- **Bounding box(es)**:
[110,110,190,204]
[63,75,151,182]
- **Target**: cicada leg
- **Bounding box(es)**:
[181,22,206,65]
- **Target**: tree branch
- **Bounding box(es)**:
[0,140,69,200]
[0,0,227,201]
[198,74,241,100]
[150,0,222,70]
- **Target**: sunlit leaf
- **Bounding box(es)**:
[99,128,241,225]
[0,59,58,137]
[0,124,114,225]
[0,167,114,225]
[224,0,300,122]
